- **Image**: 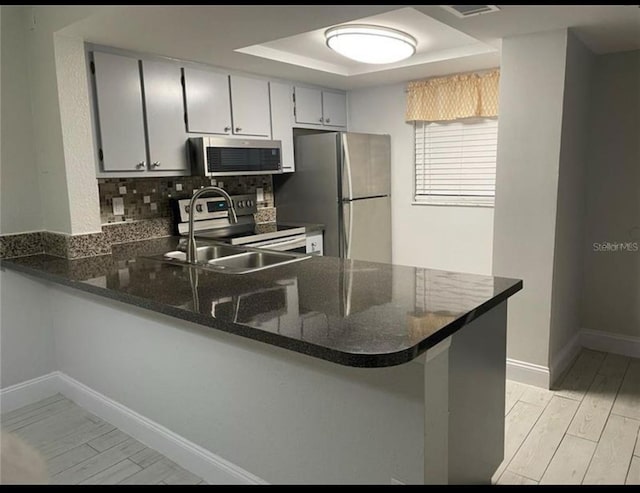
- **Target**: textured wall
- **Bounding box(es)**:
[54,33,102,234]
[0,7,43,234]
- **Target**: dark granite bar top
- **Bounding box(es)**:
[0,237,521,368]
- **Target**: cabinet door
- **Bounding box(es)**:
[294,87,323,125]
[183,67,232,135]
[322,91,347,127]
[142,60,189,172]
[93,51,147,172]
[269,81,295,172]
[229,75,271,137]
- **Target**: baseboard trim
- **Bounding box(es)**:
[0,372,61,414]
[1,372,265,485]
[580,328,640,359]
[506,358,550,388]
[549,332,581,386]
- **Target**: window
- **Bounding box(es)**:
[414,118,498,206]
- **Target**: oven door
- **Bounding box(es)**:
[245,235,307,253]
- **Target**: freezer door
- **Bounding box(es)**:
[341,133,391,200]
[342,196,392,263]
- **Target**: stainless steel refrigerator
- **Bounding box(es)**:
[274,132,391,263]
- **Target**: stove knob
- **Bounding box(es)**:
[196,204,203,213]
[238,201,244,208]
[185,205,190,213]
[249,200,254,207]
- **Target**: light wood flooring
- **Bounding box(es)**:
[2,348,638,485]
[1,395,205,485]
[494,349,640,485]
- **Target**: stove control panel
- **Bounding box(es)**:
[176,193,257,223]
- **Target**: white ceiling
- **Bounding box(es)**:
[236,8,496,77]
[57,5,640,90]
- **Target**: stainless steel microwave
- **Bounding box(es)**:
[188,137,282,177]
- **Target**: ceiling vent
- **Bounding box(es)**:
[441,5,500,18]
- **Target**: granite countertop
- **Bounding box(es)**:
[1,236,522,368]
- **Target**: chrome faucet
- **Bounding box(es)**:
[187,186,238,263]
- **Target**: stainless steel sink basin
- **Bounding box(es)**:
[142,242,310,274]
[163,245,242,263]
[206,250,309,274]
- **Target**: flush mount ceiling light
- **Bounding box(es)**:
[325,24,417,64]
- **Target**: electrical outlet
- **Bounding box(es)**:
[176,183,183,192]
[112,197,124,216]
[118,186,127,195]
[143,195,151,204]
[256,187,264,202]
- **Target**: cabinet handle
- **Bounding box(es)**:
[325,118,331,123]
[136,162,145,169]
[235,127,242,132]
[152,162,161,168]
[319,117,324,123]
[224,126,231,132]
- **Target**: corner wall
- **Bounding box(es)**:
[582,49,640,339]
[347,83,495,275]
[492,29,569,372]
[548,31,595,376]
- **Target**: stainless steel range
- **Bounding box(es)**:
[173,193,307,253]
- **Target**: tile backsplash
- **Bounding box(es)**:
[98,175,274,225]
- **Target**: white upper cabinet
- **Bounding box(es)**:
[182,67,232,135]
[92,51,147,172]
[229,75,271,137]
[270,81,295,172]
[294,86,323,125]
[142,59,189,172]
[294,86,347,127]
[322,91,347,127]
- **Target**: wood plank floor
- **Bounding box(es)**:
[1,396,205,485]
[2,348,638,485]
[494,349,640,485]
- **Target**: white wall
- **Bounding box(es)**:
[0,6,43,234]
[25,8,73,234]
[49,283,425,484]
[548,32,595,373]
[21,7,103,235]
[582,49,640,339]
[347,84,494,275]
[493,29,569,369]
[0,270,55,388]
[54,34,102,234]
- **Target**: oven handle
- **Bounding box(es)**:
[247,236,306,251]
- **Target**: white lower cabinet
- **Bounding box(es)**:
[306,232,324,256]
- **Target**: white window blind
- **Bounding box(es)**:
[414,118,498,206]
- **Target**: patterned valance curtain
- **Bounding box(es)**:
[405,69,500,122]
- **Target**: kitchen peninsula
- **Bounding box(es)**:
[1,237,521,484]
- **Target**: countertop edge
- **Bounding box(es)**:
[1,258,522,369]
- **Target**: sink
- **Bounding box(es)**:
[143,242,310,274]
[163,245,242,263]
[207,250,309,274]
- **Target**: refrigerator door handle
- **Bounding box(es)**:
[341,134,354,201]
[342,200,354,259]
